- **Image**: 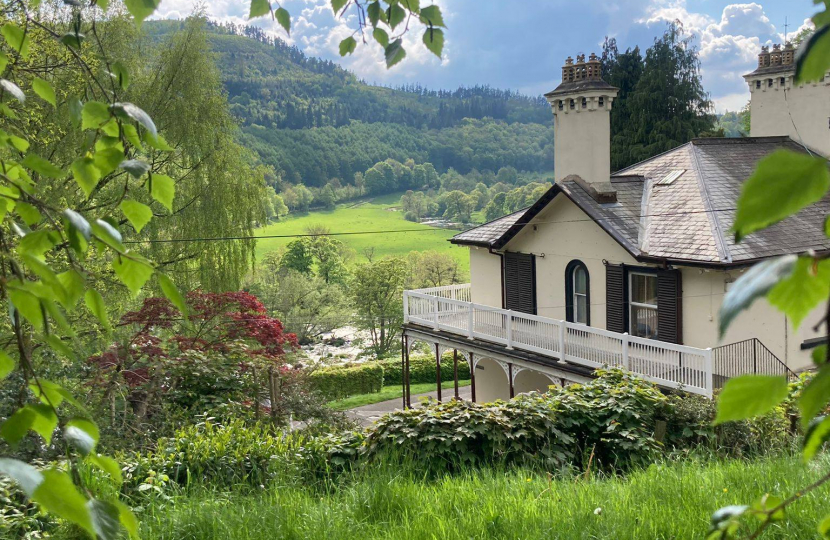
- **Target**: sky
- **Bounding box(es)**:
[155,1,816,113]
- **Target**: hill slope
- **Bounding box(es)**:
[147,20,554,187]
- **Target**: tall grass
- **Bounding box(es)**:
[138,454,830,539]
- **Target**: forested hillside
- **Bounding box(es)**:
[146,20,555,188]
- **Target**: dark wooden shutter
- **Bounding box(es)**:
[656,269,683,344]
[605,264,626,333]
[503,252,536,314]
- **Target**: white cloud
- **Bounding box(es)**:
[637,1,794,112]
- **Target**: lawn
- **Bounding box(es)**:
[139,454,829,539]
[256,194,470,274]
[327,380,471,410]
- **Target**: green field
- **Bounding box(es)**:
[327,380,472,410]
[256,194,470,274]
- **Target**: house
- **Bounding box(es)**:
[400,46,830,404]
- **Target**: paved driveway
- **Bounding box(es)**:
[346,386,473,427]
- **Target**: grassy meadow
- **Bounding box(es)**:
[327,380,472,410]
[138,455,829,540]
[256,194,470,274]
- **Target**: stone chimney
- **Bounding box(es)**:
[545,53,619,202]
[743,42,830,156]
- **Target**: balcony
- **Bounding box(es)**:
[404,284,714,397]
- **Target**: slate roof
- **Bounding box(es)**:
[544,79,618,97]
[451,136,830,267]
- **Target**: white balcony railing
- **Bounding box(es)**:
[404,284,714,397]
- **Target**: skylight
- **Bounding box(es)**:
[656,169,685,186]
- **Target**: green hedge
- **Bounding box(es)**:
[379,354,471,386]
[309,363,384,400]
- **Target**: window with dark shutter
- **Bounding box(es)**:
[605,264,626,333]
[656,269,683,344]
[503,252,536,314]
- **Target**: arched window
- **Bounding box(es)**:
[565,260,590,325]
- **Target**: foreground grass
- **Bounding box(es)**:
[327,380,471,410]
[255,194,468,272]
[140,455,829,539]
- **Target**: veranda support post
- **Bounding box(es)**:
[469,352,476,403]
[401,336,406,410]
[453,349,459,399]
[404,335,412,409]
[508,363,515,399]
[435,343,442,402]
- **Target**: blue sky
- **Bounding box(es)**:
[157,1,814,112]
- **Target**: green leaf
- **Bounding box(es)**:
[367,1,382,26]
[751,493,785,522]
[714,375,788,425]
[331,0,348,14]
[9,287,44,331]
[803,415,830,460]
[44,334,75,360]
[372,28,389,48]
[2,23,30,58]
[0,350,14,379]
[768,258,830,329]
[150,173,175,211]
[33,469,94,536]
[249,0,270,18]
[143,130,173,151]
[422,27,444,58]
[800,365,830,427]
[0,51,7,72]
[32,78,55,107]
[28,380,85,413]
[0,458,42,497]
[59,32,84,50]
[388,3,406,29]
[275,7,291,35]
[85,289,111,331]
[8,134,28,153]
[22,153,64,179]
[88,499,121,540]
[384,39,406,68]
[122,124,143,150]
[63,209,91,258]
[814,345,828,366]
[796,25,830,84]
[158,273,188,316]
[419,5,445,26]
[339,36,357,56]
[110,102,157,138]
[65,417,99,456]
[88,454,123,486]
[91,219,124,252]
[120,200,153,233]
[113,254,154,297]
[68,97,82,127]
[114,501,139,539]
[120,159,150,178]
[15,201,41,226]
[819,513,830,539]
[81,101,111,130]
[109,61,130,90]
[733,150,830,241]
[18,230,59,258]
[124,0,161,25]
[93,147,125,176]
[1,404,57,446]
[71,157,101,198]
[708,505,748,537]
[0,79,25,102]
[718,255,797,337]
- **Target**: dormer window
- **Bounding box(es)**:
[598,97,604,107]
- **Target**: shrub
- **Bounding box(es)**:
[309,363,384,400]
[379,353,471,386]
[363,369,667,472]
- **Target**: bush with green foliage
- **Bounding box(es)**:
[309,363,384,400]
[378,354,471,386]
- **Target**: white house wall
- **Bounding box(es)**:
[465,194,822,372]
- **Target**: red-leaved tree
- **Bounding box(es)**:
[88,291,299,430]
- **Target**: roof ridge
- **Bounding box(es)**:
[689,143,732,263]
[612,142,693,176]
[450,207,530,240]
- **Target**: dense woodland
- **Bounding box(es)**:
[144,20,720,221]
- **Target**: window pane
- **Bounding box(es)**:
[574,266,587,294]
[575,294,587,324]
[631,274,657,306]
[631,305,658,338]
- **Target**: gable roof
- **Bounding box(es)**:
[451,136,830,267]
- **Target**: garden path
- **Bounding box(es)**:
[346,386,473,427]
